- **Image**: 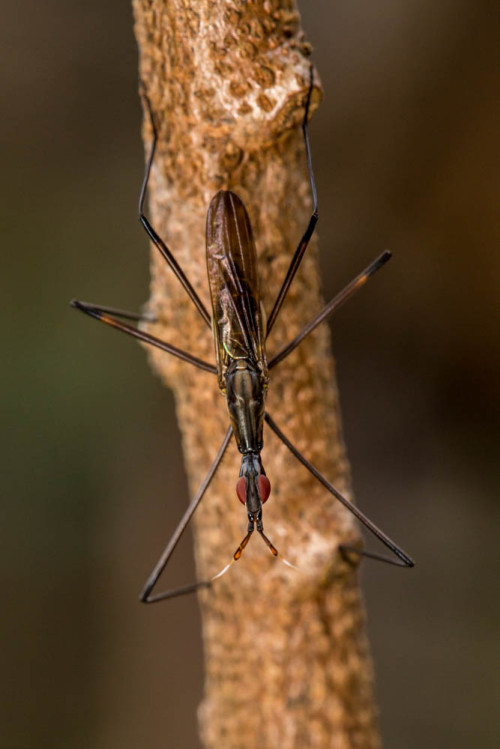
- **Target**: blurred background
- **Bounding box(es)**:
[2,1,499,747]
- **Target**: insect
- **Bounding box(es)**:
[72,67,413,604]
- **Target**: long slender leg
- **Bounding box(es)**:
[138,87,211,328]
[266,64,319,337]
[264,412,414,568]
[71,301,157,323]
[269,251,391,369]
[71,300,216,374]
[140,426,233,603]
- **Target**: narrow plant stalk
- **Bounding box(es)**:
[133,1,380,746]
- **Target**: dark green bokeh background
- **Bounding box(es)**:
[2,2,499,747]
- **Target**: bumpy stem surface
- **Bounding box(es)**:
[133,2,380,746]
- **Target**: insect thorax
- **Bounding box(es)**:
[225,359,267,455]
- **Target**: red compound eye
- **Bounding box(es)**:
[258,475,271,503]
[236,477,247,504]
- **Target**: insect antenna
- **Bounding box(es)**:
[258,529,278,556]
[233,529,253,561]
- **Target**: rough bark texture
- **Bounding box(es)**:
[132,2,380,747]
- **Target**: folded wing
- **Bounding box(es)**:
[206,190,268,392]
